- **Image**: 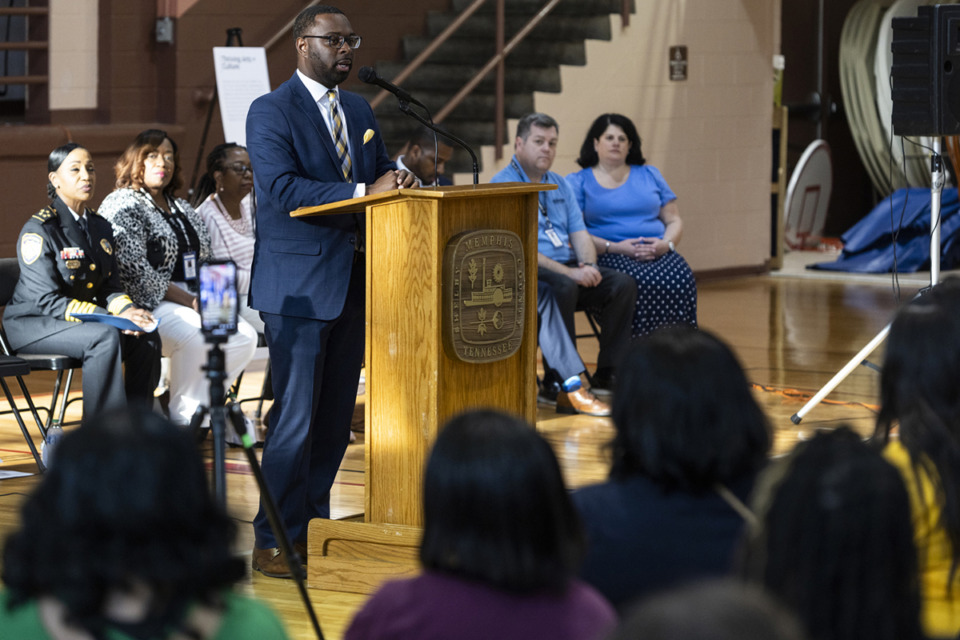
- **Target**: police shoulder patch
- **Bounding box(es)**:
[20,233,44,265]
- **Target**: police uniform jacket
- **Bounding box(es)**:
[3,197,134,351]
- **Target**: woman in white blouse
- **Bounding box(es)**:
[192,143,262,333]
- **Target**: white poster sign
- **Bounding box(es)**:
[213,47,271,147]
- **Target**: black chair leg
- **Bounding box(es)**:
[255,361,272,421]
[55,369,74,426]
[1,378,45,472]
[14,375,48,440]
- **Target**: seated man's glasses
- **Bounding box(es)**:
[303,34,362,50]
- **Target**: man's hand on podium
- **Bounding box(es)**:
[369,169,417,194]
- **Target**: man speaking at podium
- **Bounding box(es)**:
[246,4,415,578]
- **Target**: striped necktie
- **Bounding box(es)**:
[327,90,353,181]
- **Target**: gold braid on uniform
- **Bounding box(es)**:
[107,295,134,316]
[65,299,99,322]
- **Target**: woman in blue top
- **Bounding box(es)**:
[566,114,696,337]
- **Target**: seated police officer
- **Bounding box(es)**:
[3,143,161,418]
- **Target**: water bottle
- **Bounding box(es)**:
[41,420,64,469]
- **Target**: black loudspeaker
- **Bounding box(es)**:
[891,4,960,136]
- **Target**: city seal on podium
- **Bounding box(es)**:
[443,229,525,363]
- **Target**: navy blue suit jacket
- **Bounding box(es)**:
[246,73,395,320]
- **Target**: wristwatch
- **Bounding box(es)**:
[667,241,676,253]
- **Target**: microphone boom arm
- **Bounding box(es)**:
[398,101,480,186]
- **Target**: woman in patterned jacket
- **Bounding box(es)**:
[99,129,257,427]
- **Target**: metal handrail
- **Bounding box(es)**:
[263,0,322,51]
[0,7,47,16]
[435,0,562,161]
[0,75,48,85]
[370,0,488,110]
[434,0,561,122]
[0,41,47,51]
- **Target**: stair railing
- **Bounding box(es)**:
[434,0,561,159]
[369,0,488,110]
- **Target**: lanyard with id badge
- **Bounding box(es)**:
[512,158,565,249]
[151,190,200,289]
[540,201,564,249]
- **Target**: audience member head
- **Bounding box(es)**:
[876,277,960,579]
[420,408,584,594]
[401,125,454,185]
[114,128,183,197]
[609,326,770,491]
[47,142,96,211]
[608,579,807,640]
[576,113,645,169]
[745,427,923,640]
[2,406,245,637]
[513,112,560,181]
[192,142,253,207]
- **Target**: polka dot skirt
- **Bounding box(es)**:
[598,250,698,337]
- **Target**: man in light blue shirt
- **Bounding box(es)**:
[492,113,635,398]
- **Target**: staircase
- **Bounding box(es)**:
[352,0,634,174]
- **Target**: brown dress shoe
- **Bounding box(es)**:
[252,546,293,579]
[556,388,611,417]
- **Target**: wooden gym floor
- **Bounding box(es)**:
[0,268,932,638]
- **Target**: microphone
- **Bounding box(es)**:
[359,66,480,185]
[358,66,427,111]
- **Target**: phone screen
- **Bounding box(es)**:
[199,260,239,336]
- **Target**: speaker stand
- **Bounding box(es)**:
[790,137,943,424]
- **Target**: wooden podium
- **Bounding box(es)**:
[291,182,553,593]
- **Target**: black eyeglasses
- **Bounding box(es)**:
[303,34,362,50]
[226,163,253,175]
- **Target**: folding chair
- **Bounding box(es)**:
[0,257,83,432]
[0,353,45,471]
[576,309,603,387]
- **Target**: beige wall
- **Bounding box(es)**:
[49,0,98,110]
[466,0,780,273]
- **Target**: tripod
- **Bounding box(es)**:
[791,137,944,423]
[190,338,326,640]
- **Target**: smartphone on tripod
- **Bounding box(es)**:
[199,259,239,338]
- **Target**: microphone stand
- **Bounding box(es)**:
[397,100,479,186]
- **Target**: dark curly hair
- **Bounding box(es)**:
[113,128,183,197]
[609,326,770,491]
[575,113,646,168]
[2,406,245,639]
[745,427,923,640]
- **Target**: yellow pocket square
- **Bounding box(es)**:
[363,129,375,144]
